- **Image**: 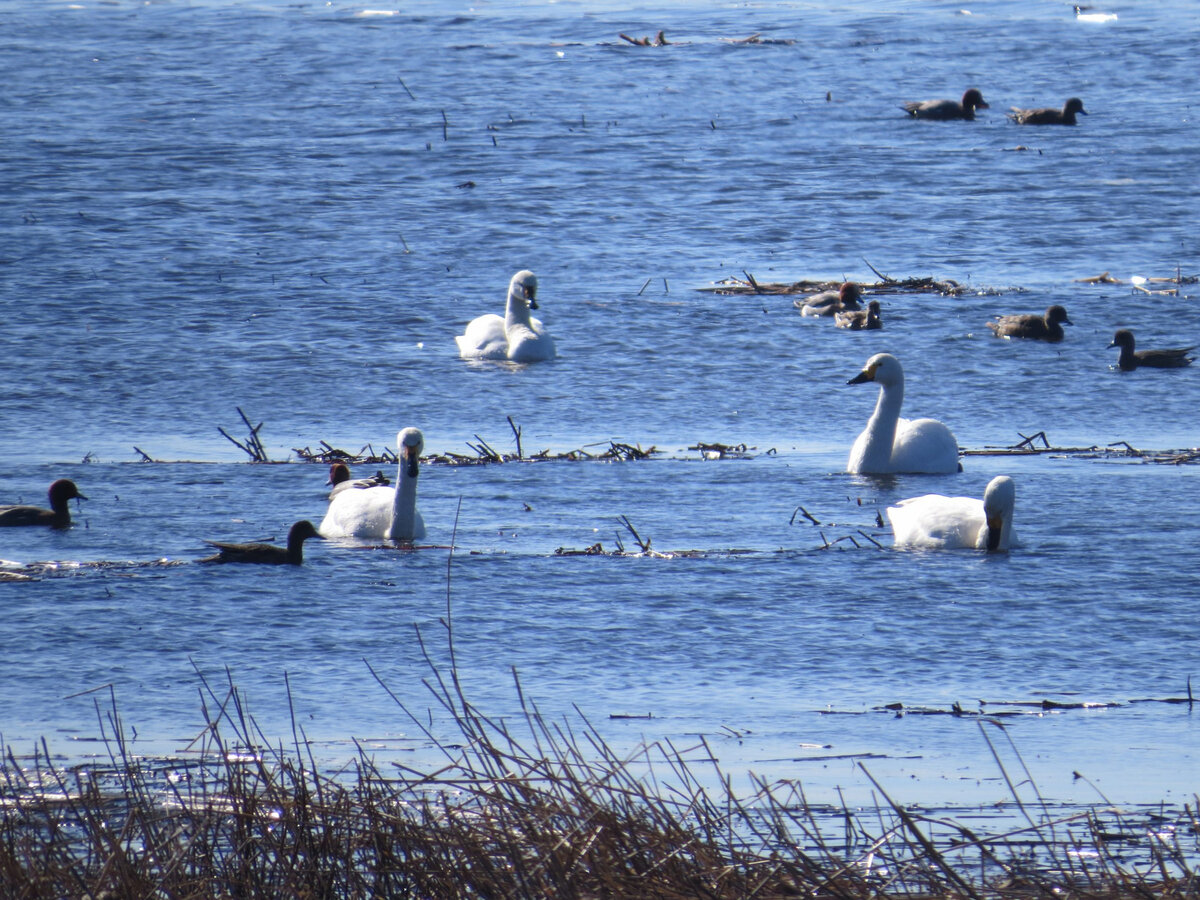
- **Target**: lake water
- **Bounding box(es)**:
[2,0,1199,823]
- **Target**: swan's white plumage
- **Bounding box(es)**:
[456,270,556,362]
[319,428,426,541]
[887,475,1016,551]
[846,353,959,474]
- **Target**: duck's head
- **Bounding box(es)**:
[49,479,86,505]
[1108,329,1135,350]
[1046,305,1072,326]
[962,88,989,111]
[326,462,351,486]
[510,270,539,310]
[839,282,863,308]
[290,520,323,543]
[1064,97,1087,116]
[397,427,425,479]
[982,475,1016,553]
[848,352,902,387]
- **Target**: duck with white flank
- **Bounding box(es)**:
[320,427,426,541]
[199,520,323,565]
[986,305,1072,342]
[1108,329,1195,371]
[456,270,556,362]
[0,479,87,528]
[846,353,960,475]
[901,88,989,120]
[325,462,390,499]
[1008,97,1087,125]
[835,299,882,330]
[888,475,1017,552]
[795,282,862,317]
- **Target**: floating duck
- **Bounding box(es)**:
[0,479,87,528]
[1008,97,1087,125]
[326,462,390,499]
[320,427,426,541]
[887,475,1017,551]
[795,282,863,317]
[901,88,990,120]
[1108,329,1195,371]
[835,299,882,330]
[456,270,556,362]
[199,520,322,565]
[846,353,960,475]
[986,305,1072,342]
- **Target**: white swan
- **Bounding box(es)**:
[319,428,426,541]
[887,475,1016,551]
[846,353,959,474]
[456,270,556,362]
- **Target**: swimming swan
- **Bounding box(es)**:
[847,353,960,475]
[319,428,426,541]
[456,270,557,362]
[887,475,1016,551]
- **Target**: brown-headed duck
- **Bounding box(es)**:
[1008,97,1087,125]
[987,305,1072,342]
[835,299,882,330]
[795,282,863,317]
[199,519,322,565]
[1108,329,1195,371]
[0,479,87,528]
[326,462,390,499]
[902,88,989,121]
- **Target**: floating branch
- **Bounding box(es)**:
[699,271,1020,297]
[619,30,669,46]
[217,407,270,462]
[790,506,821,526]
[719,32,796,44]
[617,515,654,554]
[507,415,523,459]
[132,446,156,463]
[689,441,754,459]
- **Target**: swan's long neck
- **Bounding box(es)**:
[391,452,420,541]
[505,288,533,332]
[859,379,903,469]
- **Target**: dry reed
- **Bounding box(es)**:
[3,642,1199,897]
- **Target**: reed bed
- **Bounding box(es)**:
[3,653,1199,900]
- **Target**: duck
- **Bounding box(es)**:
[901,88,990,120]
[1108,329,1195,371]
[795,282,863,317]
[887,475,1017,551]
[846,353,960,475]
[456,270,557,362]
[1007,97,1087,125]
[199,520,323,565]
[319,427,426,541]
[325,462,390,499]
[986,305,1072,342]
[835,299,882,330]
[0,479,87,528]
